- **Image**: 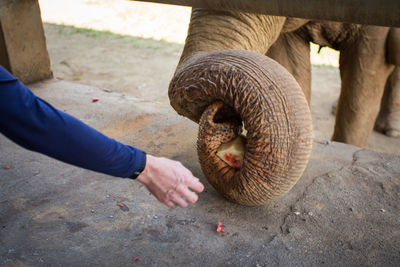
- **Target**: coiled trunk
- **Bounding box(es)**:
[169,50,312,205]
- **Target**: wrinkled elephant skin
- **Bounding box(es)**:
[168,9,397,205]
[268,21,398,145]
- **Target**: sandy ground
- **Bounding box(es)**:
[38,0,400,155]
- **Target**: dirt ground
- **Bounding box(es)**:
[1,2,400,265]
[38,0,400,155]
[2,80,399,266]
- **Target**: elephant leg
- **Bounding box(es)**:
[386,28,400,66]
[267,30,311,104]
[333,26,395,147]
[375,67,400,137]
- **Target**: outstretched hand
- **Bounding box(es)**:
[136,155,204,208]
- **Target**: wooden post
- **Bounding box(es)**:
[0,0,52,84]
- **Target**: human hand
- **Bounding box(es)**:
[136,155,204,208]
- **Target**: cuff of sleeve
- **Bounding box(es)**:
[130,151,147,179]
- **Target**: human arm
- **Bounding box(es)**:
[0,65,145,177]
[0,65,204,207]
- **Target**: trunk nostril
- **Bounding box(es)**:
[213,103,242,125]
[201,101,242,136]
[199,102,242,143]
[204,101,223,127]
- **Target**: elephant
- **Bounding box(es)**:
[331,66,400,138]
[168,9,398,205]
[267,23,400,142]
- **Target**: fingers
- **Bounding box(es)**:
[164,184,199,209]
[138,155,205,209]
[154,179,202,209]
[166,185,189,208]
[181,168,205,193]
[176,184,198,204]
[169,170,204,207]
[190,179,205,193]
[184,176,205,193]
[170,192,188,208]
[165,200,176,209]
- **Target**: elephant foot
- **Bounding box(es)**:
[375,123,400,138]
[386,129,400,137]
[375,67,400,138]
[374,100,400,138]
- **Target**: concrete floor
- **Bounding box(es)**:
[1,80,399,266]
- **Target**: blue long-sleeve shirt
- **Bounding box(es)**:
[0,65,145,178]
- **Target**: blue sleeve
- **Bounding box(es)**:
[0,65,145,178]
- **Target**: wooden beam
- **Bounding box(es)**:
[133,0,400,27]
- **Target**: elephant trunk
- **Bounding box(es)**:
[179,9,286,63]
[169,50,313,205]
[169,9,312,205]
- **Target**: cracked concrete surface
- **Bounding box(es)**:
[1,80,400,266]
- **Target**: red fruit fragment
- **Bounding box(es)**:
[3,165,11,169]
[92,97,99,102]
[134,257,139,261]
[117,203,124,207]
[216,221,226,233]
[223,153,241,169]
[216,135,246,169]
